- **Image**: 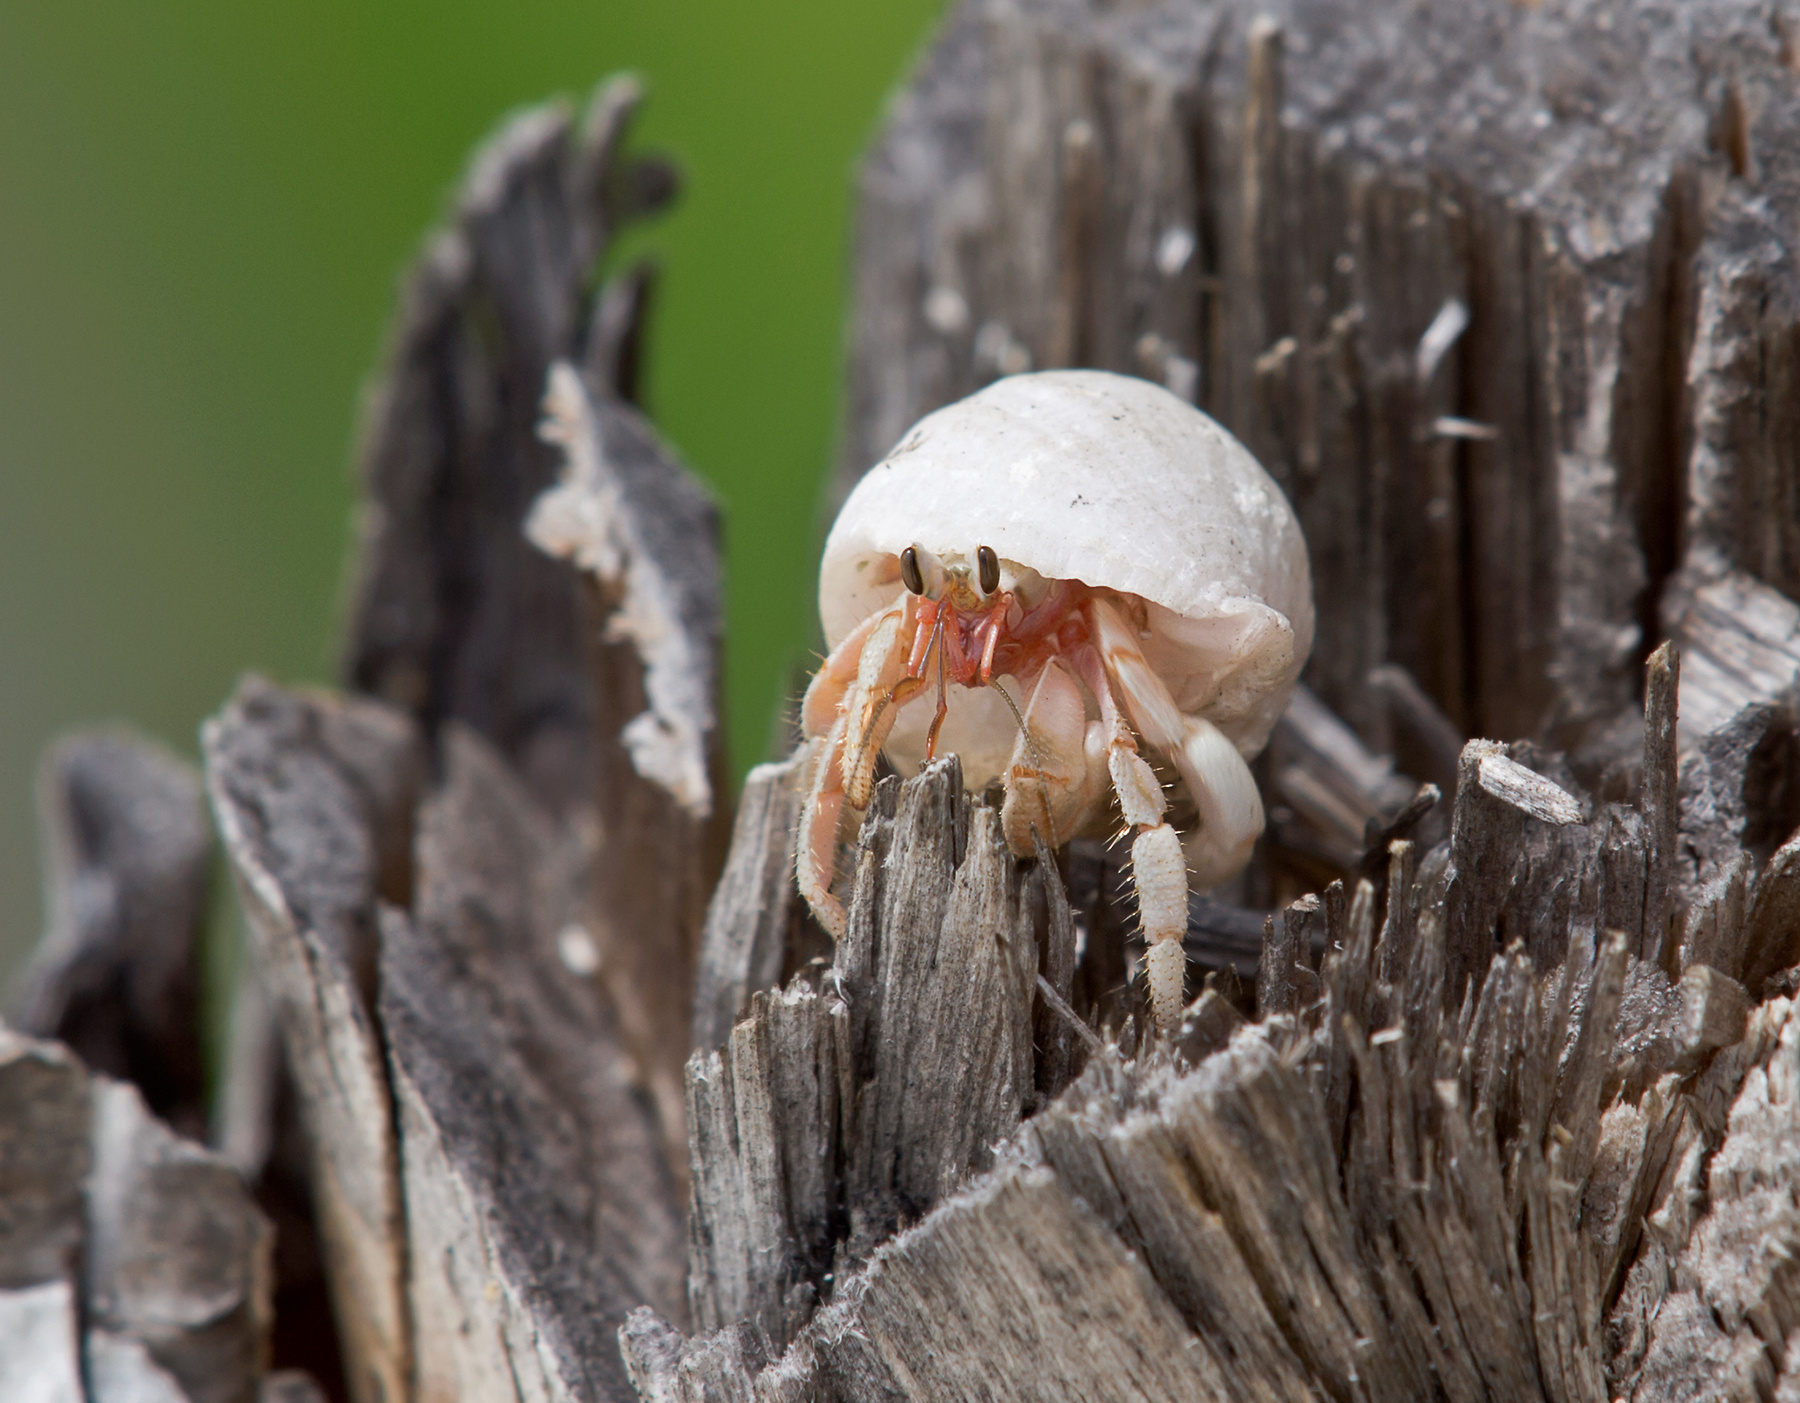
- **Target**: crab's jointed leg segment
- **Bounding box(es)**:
[840,604,917,809]
[795,728,848,938]
[1085,595,1194,1036]
[1134,825,1191,1034]
[796,598,917,940]
[800,606,884,739]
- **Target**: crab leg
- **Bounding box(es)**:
[800,606,887,741]
[1088,597,1269,1032]
[1064,619,1183,1036]
[796,598,917,939]
[1171,714,1264,887]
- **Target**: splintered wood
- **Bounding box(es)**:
[634,639,1800,1401]
[684,758,1077,1352]
[9,0,1800,1396]
[195,74,715,1403]
[841,0,1800,803]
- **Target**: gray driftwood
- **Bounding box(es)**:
[683,758,1077,1353]
[194,72,721,1403]
[625,639,1800,1401]
[202,671,689,1403]
[11,0,1800,1396]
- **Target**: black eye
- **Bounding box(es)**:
[900,546,925,595]
[977,544,1000,596]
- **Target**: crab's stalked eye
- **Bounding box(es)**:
[977,544,1000,596]
[900,545,925,595]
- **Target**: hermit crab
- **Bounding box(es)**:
[797,369,1314,1033]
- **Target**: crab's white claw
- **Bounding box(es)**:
[1089,595,1186,751]
[1132,824,1189,1034]
[1000,660,1107,856]
[1175,714,1265,888]
[1108,732,1167,829]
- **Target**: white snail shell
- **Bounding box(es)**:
[820,369,1314,785]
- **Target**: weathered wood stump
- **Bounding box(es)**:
[6,0,1800,1398]
[635,0,1800,1395]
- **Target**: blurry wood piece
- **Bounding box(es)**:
[208,678,689,1403]
[9,731,210,1138]
[342,75,728,1157]
[380,726,685,1402]
[0,1029,274,1403]
[85,1076,274,1403]
[259,1374,331,1403]
[1268,685,1421,870]
[0,1030,90,1401]
[204,680,421,1403]
[342,74,676,815]
[1369,662,1467,796]
[213,947,346,1397]
[1741,831,1800,992]
[1664,565,1800,752]
[528,361,733,1150]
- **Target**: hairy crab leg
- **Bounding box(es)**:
[800,607,886,740]
[921,606,951,760]
[795,724,851,939]
[1081,597,1194,1036]
[797,598,918,939]
[1087,595,1270,1031]
[840,605,918,807]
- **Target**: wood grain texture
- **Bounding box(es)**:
[382,725,684,1402]
[204,680,420,1403]
[207,678,690,1403]
[342,75,675,816]
[341,76,729,1161]
[838,0,1800,785]
[683,760,1085,1354]
[691,756,805,1054]
[648,632,1800,1400]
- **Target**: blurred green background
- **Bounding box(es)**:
[0,0,946,984]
